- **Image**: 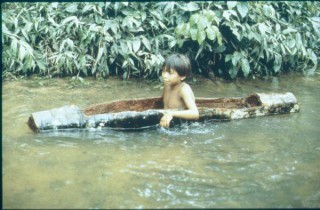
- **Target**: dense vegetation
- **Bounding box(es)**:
[2,2,320,80]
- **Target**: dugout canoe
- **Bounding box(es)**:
[27,92,300,132]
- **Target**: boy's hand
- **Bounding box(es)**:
[160,112,173,128]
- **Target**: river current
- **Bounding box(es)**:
[2,74,320,208]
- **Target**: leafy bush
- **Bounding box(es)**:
[175,1,319,79]
[2,2,319,80]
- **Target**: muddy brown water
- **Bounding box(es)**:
[2,74,320,208]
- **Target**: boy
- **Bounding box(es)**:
[159,54,199,128]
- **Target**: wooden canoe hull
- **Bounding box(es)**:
[27,92,299,132]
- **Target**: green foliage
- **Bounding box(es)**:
[175,1,319,79]
[2,2,320,80]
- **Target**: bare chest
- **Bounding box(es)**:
[163,88,186,109]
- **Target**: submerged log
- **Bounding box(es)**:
[27,92,300,132]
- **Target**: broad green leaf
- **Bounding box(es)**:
[265,48,272,62]
[183,2,200,12]
[19,44,26,61]
[198,15,208,30]
[111,24,118,34]
[274,53,282,73]
[276,24,281,33]
[291,47,297,55]
[223,10,238,21]
[241,58,250,77]
[82,4,92,13]
[24,22,33,33]
[262,4,275,17]
[175,24,184,35]
[140,12,147,21]
[190,14,199,27]
[216,31,223,46]
[203,10,216,22]
[231,26,241,41]
[169,40,176,49]
[253,32,262,43]
[158,20,167,29]
[36,59,46,71]
[283,28,297,34]
[66,4,78,13]
[206,26,216,41]
[60,40,66,52]
[150,10,162,20]
[61,16,77,25]
[229,66,239,79]
[214,3,223,10]
[301,45,307,58]
[22,56,33,72]
[14,17,18,29]
[120,42,129,55]
[123,71,128,80]
[48,17,60,27]
[128,58,134,66]
[284,45,292,55]
[163,2,175,14]
[132,39,141,53]
[310,17,320,37]
[296,32,302,49]
[96,47,104,64]
[190,28,198,40]
[287,38,296,49]
[141,36,151,51]
[232,51,242,66]
[21,29,29,42]
[182,23,191,37]
[67,39,74,48]
[155,38,159,53]
[52,2,59,8]
[227,1,237,9]
[307,49,317,74]
[126,41,133,52]
[225,54,233,62]
[280,44,286,55]
[195,45,204,60]
[223,11,232,21]
[10,38,18,53]
[177,39,184,48]
[237,2,248,18]
[197,30,206,45]
[121,2,129,6]
[258,23,268,36]
[131,17,141,28]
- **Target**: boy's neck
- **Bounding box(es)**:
[166,81,184,90]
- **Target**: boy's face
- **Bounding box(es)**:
[162,68,186,86]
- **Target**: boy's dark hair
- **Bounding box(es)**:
[162,54,191,78]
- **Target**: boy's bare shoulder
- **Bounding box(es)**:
[179,83,195,98]
[180,83,192,92]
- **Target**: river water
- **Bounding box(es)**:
[2,74,320,208]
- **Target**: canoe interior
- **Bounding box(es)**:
[83,94,260,116]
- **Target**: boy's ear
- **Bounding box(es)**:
[180,76,186,81]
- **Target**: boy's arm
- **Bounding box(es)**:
[171,84,199,119]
